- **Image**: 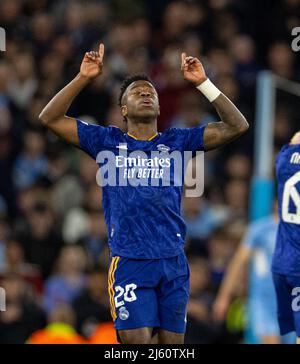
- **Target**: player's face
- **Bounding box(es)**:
[121,81,160,123]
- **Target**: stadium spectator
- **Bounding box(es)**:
[13,128,48,191]
[72,266,111,337]
[0,239,43,295]
[43,245,87,313]
[17,201,63,278]
[0,274,46,344]
[27,304,86,344]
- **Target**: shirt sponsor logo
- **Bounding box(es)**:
[96,149,205,197]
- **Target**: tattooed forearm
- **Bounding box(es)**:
[203,94,249,151]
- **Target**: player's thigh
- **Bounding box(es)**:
[158,329,185,344]
[118,327,153,344]
[108,256,160,333]
[158,253,190,336]
[272,273,295,335]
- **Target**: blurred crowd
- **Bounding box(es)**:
[0,0,300,344]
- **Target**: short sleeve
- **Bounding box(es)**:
[182,125,206,153]
[76,119,108,159]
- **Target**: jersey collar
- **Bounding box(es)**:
[127,132,159,141]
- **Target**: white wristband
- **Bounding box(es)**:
[196,79,221,102]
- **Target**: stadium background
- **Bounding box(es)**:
[0,0,300,344]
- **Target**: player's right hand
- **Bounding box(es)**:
[212,295,230,322]
[80,43,105,80]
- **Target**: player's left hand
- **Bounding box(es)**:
[181,53,207,86]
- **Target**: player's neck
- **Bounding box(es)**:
[127,121,158,141]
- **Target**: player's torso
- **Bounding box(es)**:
[96,128,192,259]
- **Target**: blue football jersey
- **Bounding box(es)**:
[76,119,206,259]
[272,143,300,276]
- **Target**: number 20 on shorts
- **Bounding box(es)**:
[114,284,138,308]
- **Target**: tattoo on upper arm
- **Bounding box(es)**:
[204,122,244,151]
[202,93,249,151]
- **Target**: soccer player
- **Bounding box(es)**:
[39,43,248,344]
[213,207,282,344]
[272,132,300,344]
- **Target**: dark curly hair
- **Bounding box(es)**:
[118,74,154,122]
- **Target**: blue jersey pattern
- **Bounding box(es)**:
[272,144,300,276]
[76,119,206,259]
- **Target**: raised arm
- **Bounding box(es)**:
[39,43,105,146]
[181,53,249,151]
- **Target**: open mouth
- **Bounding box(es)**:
[140,99,153,107]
